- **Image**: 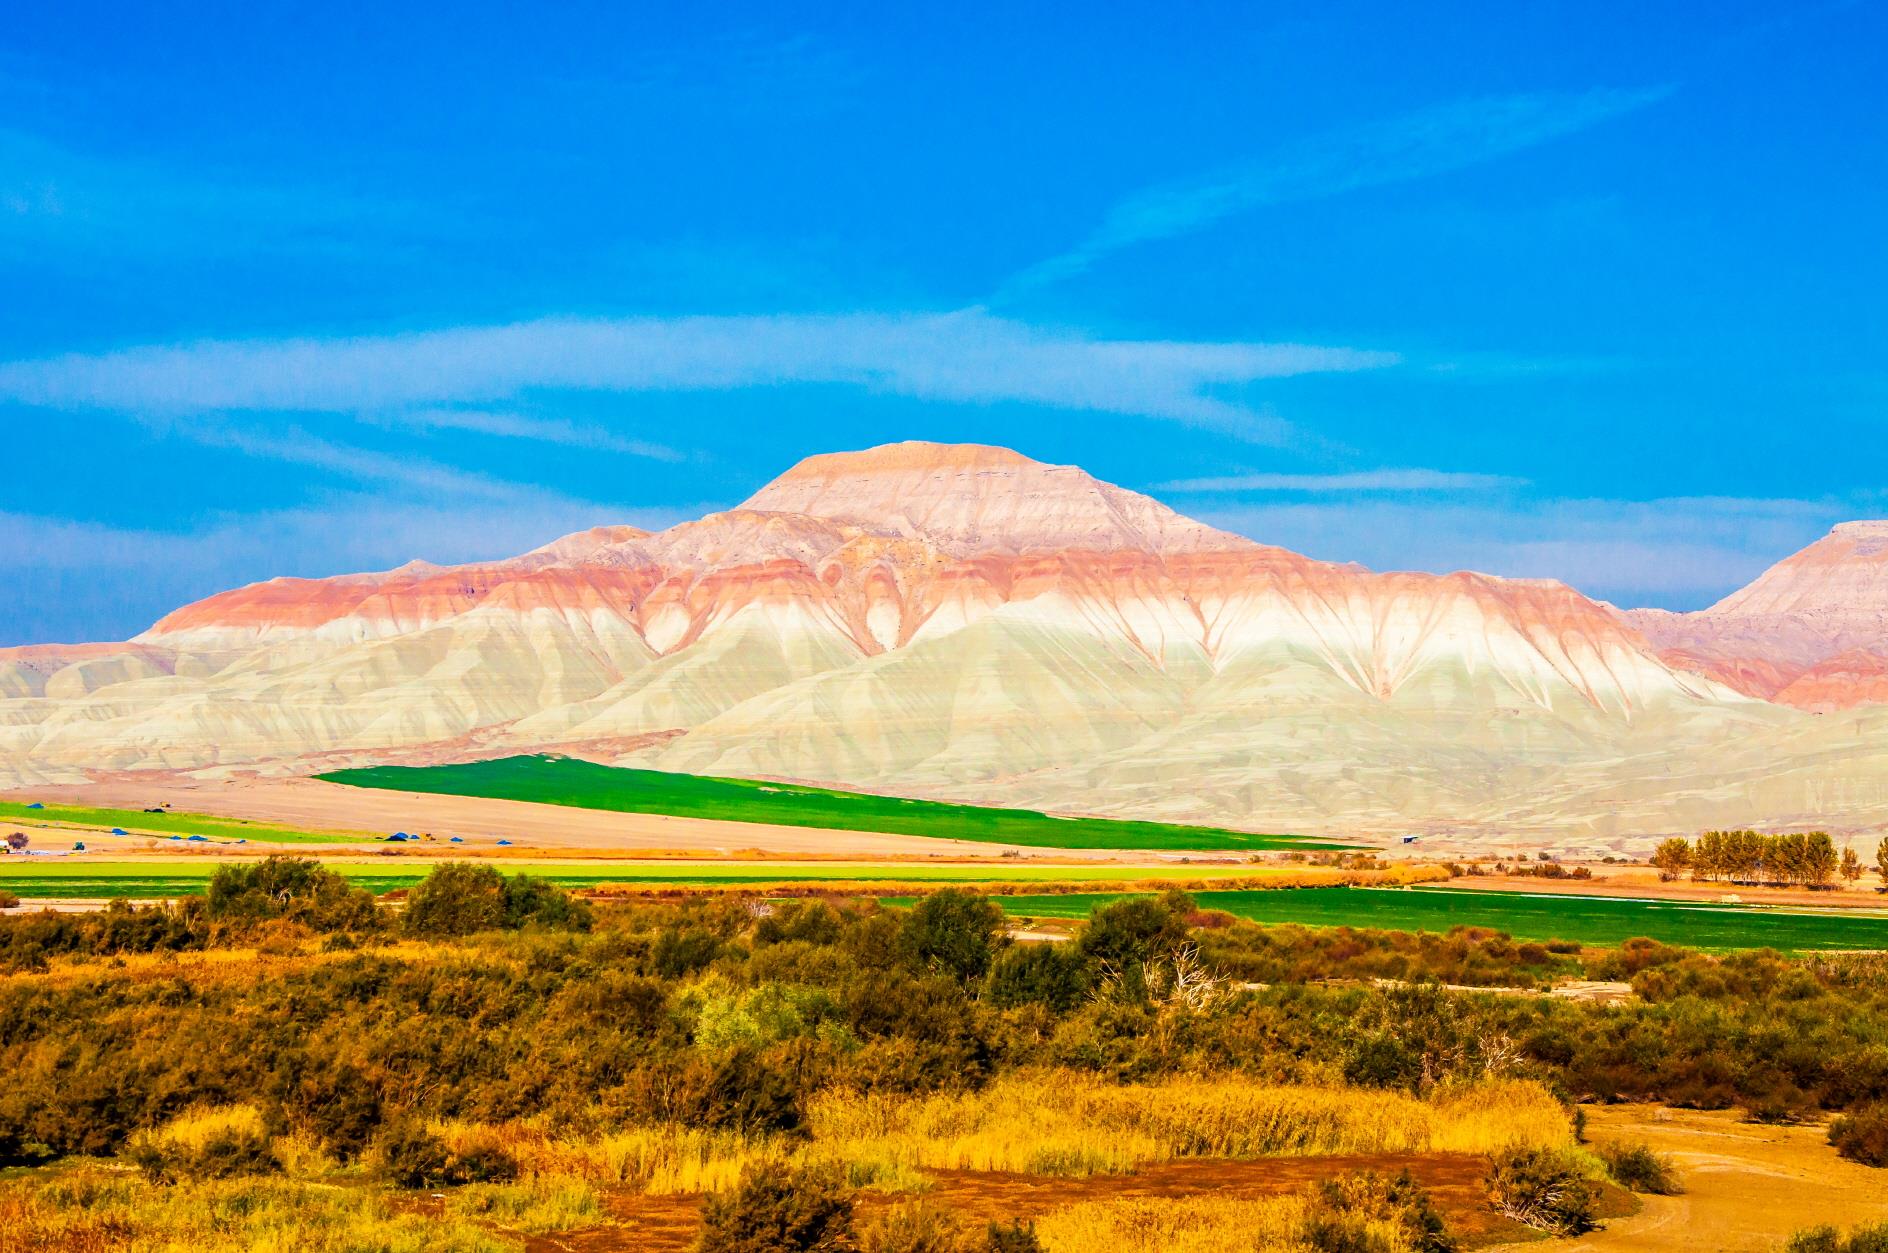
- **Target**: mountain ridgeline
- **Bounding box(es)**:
[3,441,1885,837]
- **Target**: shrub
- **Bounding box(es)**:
[983,1221,1044,1253]
[128,1105,277,1182]
[376,1118,517,1188]
[0,890,18,910]
[1786,1224,1888,1253]
[1829,1103,1888,1167]
[403,864,508,936]
[985,942,1087,1011]
[1596,1140,1682,1194]
[696,1162,856,1253]
[1483,1147,1597,1235]
[502,873,593,931]
[205,857,378,932]
[1313,1169,1456,1253]
[858,1201,975,1253]
[901,890,1002,982]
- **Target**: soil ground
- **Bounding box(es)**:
[475,1153,1539,1253]
[1490,1104,1888,1253]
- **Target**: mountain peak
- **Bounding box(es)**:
[741,440,1247,556]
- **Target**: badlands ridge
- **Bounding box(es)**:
[3,442,1885,838]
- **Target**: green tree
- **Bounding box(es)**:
[1876,836,1888,889]
[1077,891,1194,1000]
[900,889,1003,982]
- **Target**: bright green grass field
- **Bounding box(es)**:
[971,886,1888,954]
[0,858,1247,899]
[0,802,358,846]
[318,755,1343,852]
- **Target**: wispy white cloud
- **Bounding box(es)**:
[0,311,1400,444]
[128,419,543,501]
[362,409,685,463]
[0,128,394,258]
[1157,468,1527,493]
[1001,87,1673,296]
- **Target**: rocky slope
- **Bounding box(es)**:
[3,442,1885,837]
[1627,521,1888,710]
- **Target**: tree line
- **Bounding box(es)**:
[1649,830,1887,888]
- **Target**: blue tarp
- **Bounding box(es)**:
[496,839,513,846]
[25,803,42,810]
[449,836,463,843]
[110,827,128,835]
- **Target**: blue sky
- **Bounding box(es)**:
[3,1,1884,644]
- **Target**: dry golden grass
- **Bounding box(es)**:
[0,1167,514,1253]
[131,1104,269,1158]
[433,1120,782,1194]
[445,1172,603,1233]
[1034,1193,1427,1253]
[425,1073,1570,1198]
[805,1073,1573,1177]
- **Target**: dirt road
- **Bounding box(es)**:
[1490,1105,1888,1253]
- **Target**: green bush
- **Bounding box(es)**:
[985,942,1087,1011]
[206,856,378,932]
[402,863,588,936]
[1484,1147,1597,1236]
[696,1162,856,1253]
[901,890,1002,982]
[1596,1140,1682,1194]
[1829,1103,1888,1167]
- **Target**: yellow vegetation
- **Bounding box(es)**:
[1034,1194,1429,1253]
[427,1073,1570,1198]
[0,1168,515,1253]
[446,1173,603,1233]
[132,1104,269,1158]
[805,1072,1573,1176]
[434,1120,781,1194]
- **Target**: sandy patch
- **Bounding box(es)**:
[1489,1104,1888,1253]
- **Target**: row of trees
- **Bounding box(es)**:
[1651,830,1888,888]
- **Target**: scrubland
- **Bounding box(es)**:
[1,858,1885,1250]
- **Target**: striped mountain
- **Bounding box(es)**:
[3,442,1884,839]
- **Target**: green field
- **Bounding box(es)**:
[0,801,359,847]
[975,886,1888,953]
[0,858,1256,899]
[318,755,1342,851]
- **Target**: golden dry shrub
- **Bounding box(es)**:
[1034,1193,1429,1253]
[0,1167,514,1253]
[805,1072,1572,1176]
